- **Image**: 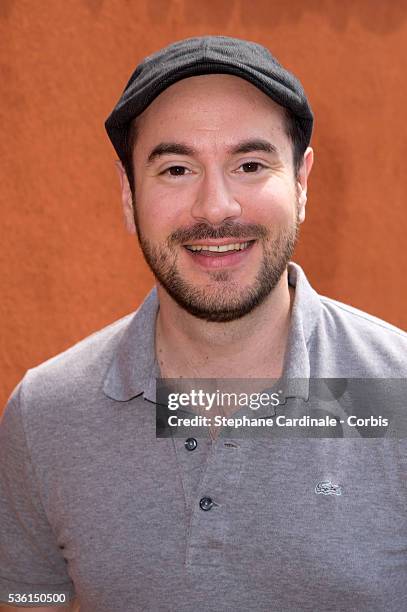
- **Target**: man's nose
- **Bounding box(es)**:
[190,170,242,225]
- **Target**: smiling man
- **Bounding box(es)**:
[1,36,407,612]
[120,73,310,331]
[115,70,313,382]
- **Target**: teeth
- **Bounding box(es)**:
[186,241,251,252]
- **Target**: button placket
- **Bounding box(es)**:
[172,435,211,516]
[186,438,245,567]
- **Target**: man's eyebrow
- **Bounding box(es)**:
[146,139,279,164]
[228,139,279,156]
[147,142,196,164]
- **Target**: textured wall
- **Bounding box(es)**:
[1,0,406,409]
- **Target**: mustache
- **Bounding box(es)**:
[168,221,268,245]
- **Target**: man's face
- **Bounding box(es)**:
[121,74,313,322]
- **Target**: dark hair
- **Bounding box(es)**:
[283,108,310,179]
[121,109,308,195]
[122,119,138,196]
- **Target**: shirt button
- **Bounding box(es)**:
[184,437,198,451]
[199,496,214,511]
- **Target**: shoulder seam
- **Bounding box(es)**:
[320,296,407,339]
[28,311,137,373]
[70,311,136,346]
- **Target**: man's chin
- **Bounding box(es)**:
[139,230,297,322]
[160,282,274,323]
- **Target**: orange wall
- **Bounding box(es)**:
[1,0,406,409]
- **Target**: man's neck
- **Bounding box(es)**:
[155,269,295,380]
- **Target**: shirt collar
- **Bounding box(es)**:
[103,287,159,402]
[103,261,321,403]
[280,262,321,402]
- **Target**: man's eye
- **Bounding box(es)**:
[162,166,189,176]
[239,162,264,173]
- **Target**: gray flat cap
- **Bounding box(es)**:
[105,35,313,162]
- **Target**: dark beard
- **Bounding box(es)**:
[135,217,299,323]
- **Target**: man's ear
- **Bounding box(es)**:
[296,147,314,224]
[114,160,136,234]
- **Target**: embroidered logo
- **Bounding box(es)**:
[315,481,342,496]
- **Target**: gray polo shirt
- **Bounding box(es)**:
[1,262,406,611]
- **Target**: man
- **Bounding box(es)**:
[1,36,406,612]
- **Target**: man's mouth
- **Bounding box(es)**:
[184,240,255,256]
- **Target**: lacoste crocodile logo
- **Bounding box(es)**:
[315,481,342,496]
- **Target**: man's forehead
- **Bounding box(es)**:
[131,80,291,164]
[134,74,288,152]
